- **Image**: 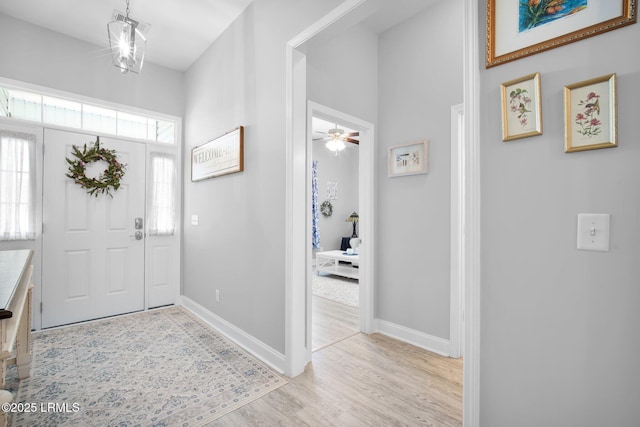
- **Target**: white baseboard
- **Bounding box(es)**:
[180,296,286,374]
[375,318,450,357]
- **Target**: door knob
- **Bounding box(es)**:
[130,231,143,240]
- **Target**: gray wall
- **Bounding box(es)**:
[305,2,463,341]
[376,0,463,339]
[313,145,359,251]
[0,13,184,117]
[306,23,377,252]
[306,24,379,125]
[479,4,640,426]
[182,0,342,354]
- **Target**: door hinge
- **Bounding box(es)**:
[40,302,43,314]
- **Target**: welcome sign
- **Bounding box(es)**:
[191,126,244,181]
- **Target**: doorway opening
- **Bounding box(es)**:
[286,2,480,425]
[306,102,375,356]
[310,113,362,351]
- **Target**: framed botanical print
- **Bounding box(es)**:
[564,73,617,153]
[500,72,542,141]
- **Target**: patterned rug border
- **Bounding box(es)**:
[167,306,288,426]
[13,306,288,426]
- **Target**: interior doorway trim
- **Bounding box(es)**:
[286,2,480,427]
[307,101,375,355]
[450,103,464,359]
[284,0,367,378]
[463,0,481,426]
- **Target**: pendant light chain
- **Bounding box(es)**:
[125,0,130,18]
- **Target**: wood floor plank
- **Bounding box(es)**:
[312,295,359,351]
[208,332,463,426]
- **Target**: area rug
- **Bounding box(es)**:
[7,307,286,426]
[312,272,359,308]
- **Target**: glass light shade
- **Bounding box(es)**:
[108,18,146,74]
[325,138,345,153]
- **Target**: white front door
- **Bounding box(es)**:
[42,129,146,328]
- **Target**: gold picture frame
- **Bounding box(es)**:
[500,72,542,141]
[487,0,637,68]
[564,73,617,153]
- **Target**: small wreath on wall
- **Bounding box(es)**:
[65,137,126,198]
[320,200,333,217]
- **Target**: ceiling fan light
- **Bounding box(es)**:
[325,138,345,153]
[328,128,344,138]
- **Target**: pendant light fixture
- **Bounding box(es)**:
[107,0,149,74]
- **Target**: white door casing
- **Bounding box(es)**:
[285,0,374,376]
[450,103,465,359]
[42,129,145,328]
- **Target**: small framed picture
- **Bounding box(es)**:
[500,72,542,141]
[564,74,617,153]
[388,140,428,177]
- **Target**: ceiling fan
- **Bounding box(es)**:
[312,127,359,153]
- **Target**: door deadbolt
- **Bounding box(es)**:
[135,218,143,229]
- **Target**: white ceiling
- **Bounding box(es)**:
[0,0,441,72]
[0,0,253,72]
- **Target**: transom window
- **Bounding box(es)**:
[0,87,175,144]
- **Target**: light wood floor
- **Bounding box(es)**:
[209,297,464,426]
[312,295,359,351]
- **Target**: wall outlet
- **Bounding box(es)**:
[215,289,220,303]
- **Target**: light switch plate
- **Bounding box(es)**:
[577,214,610,252]
[191,214,199,226]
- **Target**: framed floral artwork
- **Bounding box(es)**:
[500,72,542,141]
[564,73,617,153]
[487,0,637,67]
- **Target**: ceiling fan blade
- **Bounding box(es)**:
[344,132,359,137]
[344,138,359,144]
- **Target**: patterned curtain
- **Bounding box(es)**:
[312,160,320,249]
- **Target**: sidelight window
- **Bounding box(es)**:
[147,152,176,236]
[0,131,36,241]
